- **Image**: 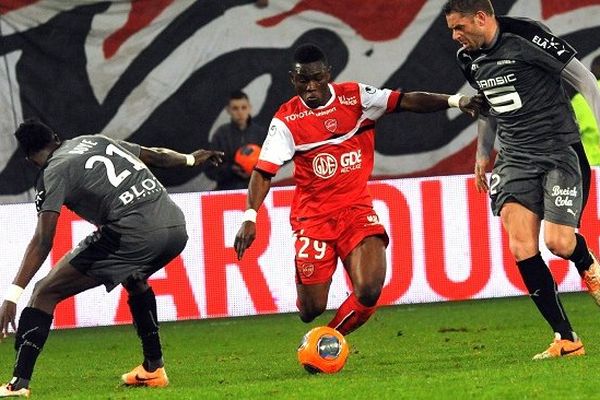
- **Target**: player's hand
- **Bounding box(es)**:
[234,221,256,260]
[474,157,490,193]
[459,93,487,118]
[191,150,224,167]
[0,300,17,340]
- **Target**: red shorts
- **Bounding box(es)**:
[294,206,388,285]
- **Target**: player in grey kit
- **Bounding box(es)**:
[444,0,600,359]
[0,119,223,396]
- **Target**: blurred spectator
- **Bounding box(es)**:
[255,0,269,8]
[572,55,600,165]
[205,90,266,190]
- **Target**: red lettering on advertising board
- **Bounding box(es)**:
[580,170,599,289]
[548,257,570,286]
[502,220,574,292]
[504,227,573,291]
[51,208,79,328]
[369,183,413,305]
[580,170,599,253]
[202,193,276,317]
[114,255,199,324]
[272,187,295,209]
[501,228,526,293]
[421,179,491,300]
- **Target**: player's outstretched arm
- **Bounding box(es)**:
[139,146,224,169]
[398,92,485,117]
[474,115,497,193]
[562,58,600,137]
[234,170,272,260]
[1,211,59,338]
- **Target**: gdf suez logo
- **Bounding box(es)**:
[340,150,362,173]
[312,150,362,178]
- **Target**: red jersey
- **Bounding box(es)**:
[256,82,401,234]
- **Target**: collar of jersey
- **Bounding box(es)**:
[298,84,336,109]
[294,114,369,153]
[41,141,64,169]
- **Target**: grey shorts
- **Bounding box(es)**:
[489,145,587,227]
[66,224,188,291]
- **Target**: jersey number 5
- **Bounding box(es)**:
[85,144,146,187]
[483,86,523,113]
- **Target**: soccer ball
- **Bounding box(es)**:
[297,326,349,374]
[234,143,261,175]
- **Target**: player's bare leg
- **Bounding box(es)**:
[296,280,332,323]
[544,221,600,306]
[121,279,169,387]
[327,235,386,335]
[501,202,583,358]
[2,259,100,396]
[501,202,541,261]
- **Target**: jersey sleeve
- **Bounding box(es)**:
[255,118,295,176]
[503,17,576,73]
[35,170,66,214]
[524,36,575,73]
[116,140,142,157]
[358,83,400,120]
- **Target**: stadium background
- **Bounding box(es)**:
[0,0,599,330]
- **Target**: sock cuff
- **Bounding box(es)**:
[568,233,594,275]
[516,252,544,269]
[21,307,53,325]
[569,233,588,261]
[128,286,160,333]
[128,287,155,307]
[128,286,154,299]
[349,293,376,313]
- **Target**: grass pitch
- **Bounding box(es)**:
[1,292,599,399]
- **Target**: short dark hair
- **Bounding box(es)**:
[293,44,328,66]
[442,0,494,15]
[229,90,249,101]
[14,118,57,157]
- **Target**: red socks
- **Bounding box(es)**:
[327,293,376,335]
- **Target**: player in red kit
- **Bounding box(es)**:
[234,44,482,336]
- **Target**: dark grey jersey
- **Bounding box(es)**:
[457,16,579,153]
[35,135,185,232]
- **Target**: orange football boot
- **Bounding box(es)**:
[532,333,585,360]
[121,365,169,387]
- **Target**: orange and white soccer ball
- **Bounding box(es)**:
[234,143,261,175]
[297,326,349,374]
